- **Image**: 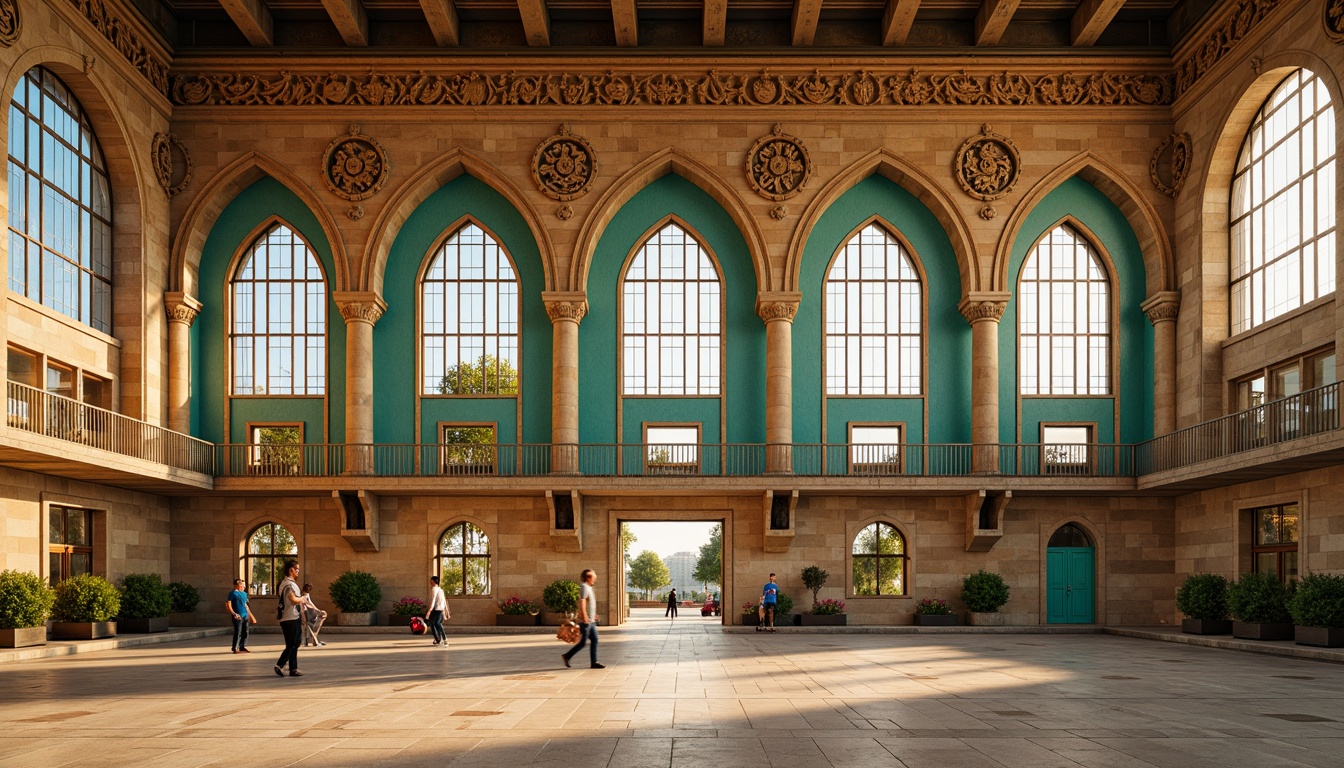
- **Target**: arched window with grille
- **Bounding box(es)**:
[851,521,907,596]
[1231,69,1336,335]
[244,522,297,596]
[825,223,923,395]
[7,67,113,333]
[230,223,327,396]
[1019,225,1111,395]
[437,522,491,596]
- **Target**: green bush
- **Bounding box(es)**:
[0,570,55,629]
[801,566,829,607]
[774,591,793,616]
[961,570,1011,613]
[543,579,581,613]
[119,573,173,619]
[52,574,120,623]
[327,570,382,613]
[168,581,200,614]
[1227,572,1291,624]
[1289,573,1344,628]
[1175,573,1229,621]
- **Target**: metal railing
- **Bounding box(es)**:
[5,381,215,475]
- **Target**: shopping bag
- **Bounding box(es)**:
[556,620,581,643]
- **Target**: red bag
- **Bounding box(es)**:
[409,616,427,635]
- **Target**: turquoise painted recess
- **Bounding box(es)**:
[190,177,346,445]
[374,175,551,446]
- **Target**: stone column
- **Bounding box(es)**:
[164,291,203,434]
[958,292,1010,474]
[544,292,588,474]
[1142,291,1180,437]
[757,293,801,475]
[334,292,387,474]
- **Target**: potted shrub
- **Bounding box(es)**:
[1289,572,1344,647]
[496,596,539,626]
[962,570,1010,626]
[118,573,173,633]
[741,601,760,626]
[0,570,55,648]
[1227,571,1292,640]
[1176,573,1231,635]
[328,570,382,625]
[913,597,958,626]
[389,596,427,627]
[168,581,200,626]
[801,566,829,609]
[774,592,796,627]
[51,574,120,639]
[541,579,580,625]
[802,598,847,626]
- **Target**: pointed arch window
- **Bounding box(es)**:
[7,67,113,333]
[230,224,327,396]
[1231,68,1336,335]
[1019,225,1110,395]
[422,223,519,396]
[825,224,922,395]
[622,222,721,395]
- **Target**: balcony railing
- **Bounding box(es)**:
[6,381,215,475]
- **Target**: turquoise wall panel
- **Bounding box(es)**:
[420,399,518,445]
[825,400,925,444]
[1020,400,1115,443]
[621,398,721,444]
[229,399,325,443]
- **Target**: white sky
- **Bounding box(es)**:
[623,521,717,560]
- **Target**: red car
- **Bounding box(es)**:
[700,597,720,616]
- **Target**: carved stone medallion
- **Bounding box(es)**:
[322,126,389,201]
[0,0,20,47]
[1149,132,1192,198]
[532,126,597,201]
[152,133,192,198]
[954,125,1020,202]
[746,125,811,201]
[1326,0,1344,41]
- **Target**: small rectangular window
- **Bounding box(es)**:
[6,346,38,428]
[849,425,902,475]
[1250,502,1299,583]
[45,362,73,398]
[440,423,496,475]
[645,425,699,475]
[47,505,93,586]
[81,373,109,410]
[6,346,38,386]
[1041,425,1092,475]
[247,423,304,476]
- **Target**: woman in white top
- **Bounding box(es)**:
[425,575,449,647]
[299,583,327,647]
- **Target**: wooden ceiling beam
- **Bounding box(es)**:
[879,0,920,46]
[703,0,727,45]
[217,0,274,46]
[420,0,461,46]
[973,0,1020,46]
[1070,0,1125,46]
[320,0,369,46]
[791,0,823,46]
[612,0,638,46]
[517,0,552,46]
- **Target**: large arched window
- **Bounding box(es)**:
[437,522,491,596]
[825,224,922,395]
[230,224,326,395]
[622,222,721,395]
[7,67,113,333]
[244,522,297,596]
[422,223,519,395]
[1019,225,1110,395]
[852,522,907,596]
[1232,69,1336,335]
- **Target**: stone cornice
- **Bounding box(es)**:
[756,292,802,324]
[958,292,1012,324]
[1173,0,1286,98]
[333,291,387,325]
[164,291,203,325]
[64,0,171,96]
[543,292,590,324]
[1141,291,1180,324]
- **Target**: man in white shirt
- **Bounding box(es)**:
[425,575,449,647]
[561,568,605,669]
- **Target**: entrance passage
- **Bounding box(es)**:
[619,520,723,626]
[1046,523,1095,624]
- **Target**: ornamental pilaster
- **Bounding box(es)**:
[958,292,1011,324]
[333,292,387,325]
[164,291,203,326]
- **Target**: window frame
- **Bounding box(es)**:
[243,522,298,597]
[847,422,904,476]
[438,421,498,475]
[1249,503,1300,584]
[47,505,94,586]
[1040,423,1095,475]
[246,422,305,476]
[643,422,701,476]
[850,521,908,597]
[436,521,492,597]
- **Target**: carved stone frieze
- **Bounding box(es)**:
[0,0,20,48]
[1326,0,1344,41]
[170,69,1174,109]
[545,301,589,323]
[1150,132,1192,198]
[532,125,597,201]
[954,124,1020,202]
[746,125,811,201]
[65,0,170,94]
[1175,0,1285,95]
[756,301,799,323]
[152,133,192,198]
[322,127,389,201]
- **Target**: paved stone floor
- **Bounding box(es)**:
[2,610,1344,767]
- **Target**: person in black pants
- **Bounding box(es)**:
[274,560,305,677]
[665,588,678,618]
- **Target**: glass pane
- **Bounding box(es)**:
[852,556,877,596]
[249,525,273,555]
[1281,505,1299,543]
[465,557,490,596]
[463,524,489,555]
[1256,509,1279,545]
[441,524,464,555]
[7,347,37,385]
[69,551,90,578]
[1285,551,1299,583]
[65,508,89,546]
[48,507,62,544]
[441,557,465,596]
[273,525,296,554]
[878,524,904,555]
[1255,551,1280,577]
[852,523,879,555]
[49,552,61,586]
[877,558,903,595]
[249,557,274,595]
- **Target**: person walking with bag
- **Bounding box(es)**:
[225,578,255,653]
[561,568,605,669]
[426,575,449,647]
[665,587,678,619]
[300,583,328,647]
[274,560,305,677]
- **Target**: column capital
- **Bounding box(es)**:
[333,291,387,325]
[1141,291,1180,325]
[756,292,802,324]
[958,292,1011,324]
[543,291,589,324]
[164,291,203,326]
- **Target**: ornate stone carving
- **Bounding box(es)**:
[347,205,365,221]
[770,205,788,220]
[152,133,192,198]
[556,205,574,220]
[959,300,1007,324]
[757,301,799,323]
[746,125,811,201]
[338,301,385,324]
[170,69,1174,109]
[1326,0,1344,41]
[954,124,1020,202]
[545,301,589,323]
[165,292,203,326]
[1142,293,1181,325]
[978,205,997,220]
[0,0,21,48]
[1150,132,1192,198]
[322,126,389,201]
[1175,0,1285,95]
[65,0,170,94]
[532,125,597,201]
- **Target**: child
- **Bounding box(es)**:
[300,583,328,647]
[225,578,255,653]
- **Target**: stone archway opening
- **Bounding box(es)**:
[616,519,726,627]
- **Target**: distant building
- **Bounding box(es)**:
[663,551,698,598]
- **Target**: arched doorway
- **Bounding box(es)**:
[1046,523,1095,624]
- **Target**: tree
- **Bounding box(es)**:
[693,523,722,589]
[436,354,519,395]
[627,550,670,599]
[801,565,829,608]
[620,527,637,567]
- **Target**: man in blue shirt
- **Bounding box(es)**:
[225,578,255,653]
[759,573,778,633]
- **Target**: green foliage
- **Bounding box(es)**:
[168,581,201,613]
[693,524,722,588]
[628,550,671,598]
[620,527,637,566]
[52,574,120,623]
[1289,573,1344,628]
[0,570,55,629]
[961,570,1011,613]
[774,591,793,616]
[1227,571,1292,624]
[810,598,846,615]
[253,426,302,472]
[543,579,581,613]
[498,596,537,615]
[327,570,382,613]
[801,566,829,606]
[1175,573,1229,621]
[119,573,173,619]
[437,354,519,395]
[915,598,953,615]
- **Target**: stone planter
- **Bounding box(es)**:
[51,621,117,640]
[799,614,847,626]
[1295,626,1344,647]
[388,614,418,626]
[913,614,959,626]
[741,613,759,626]
[336,611,377,626]
[495,614,538,627]
[1232,621,1293,640]
[967,611,1004,626]
[1182,618,1233,635]
[118,616,170,634]
[169,612,198,627]
[0,626,47,648]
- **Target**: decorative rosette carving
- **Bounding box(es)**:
[152,133,192,198]
[0,0,20,47]
[322,126,389,201]
[532,125,597,201]
[1150,132,1192,198]
[1328,0,1344,41]
[746,125,811,201]
[954,125,1020,202]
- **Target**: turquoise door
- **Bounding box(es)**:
[1046,547,1095,623]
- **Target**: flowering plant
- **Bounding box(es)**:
[915,597,952,615]
[498,596,537,616]
[742,602,759,615]
[810,598,846,615]
[390,596,427,616]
